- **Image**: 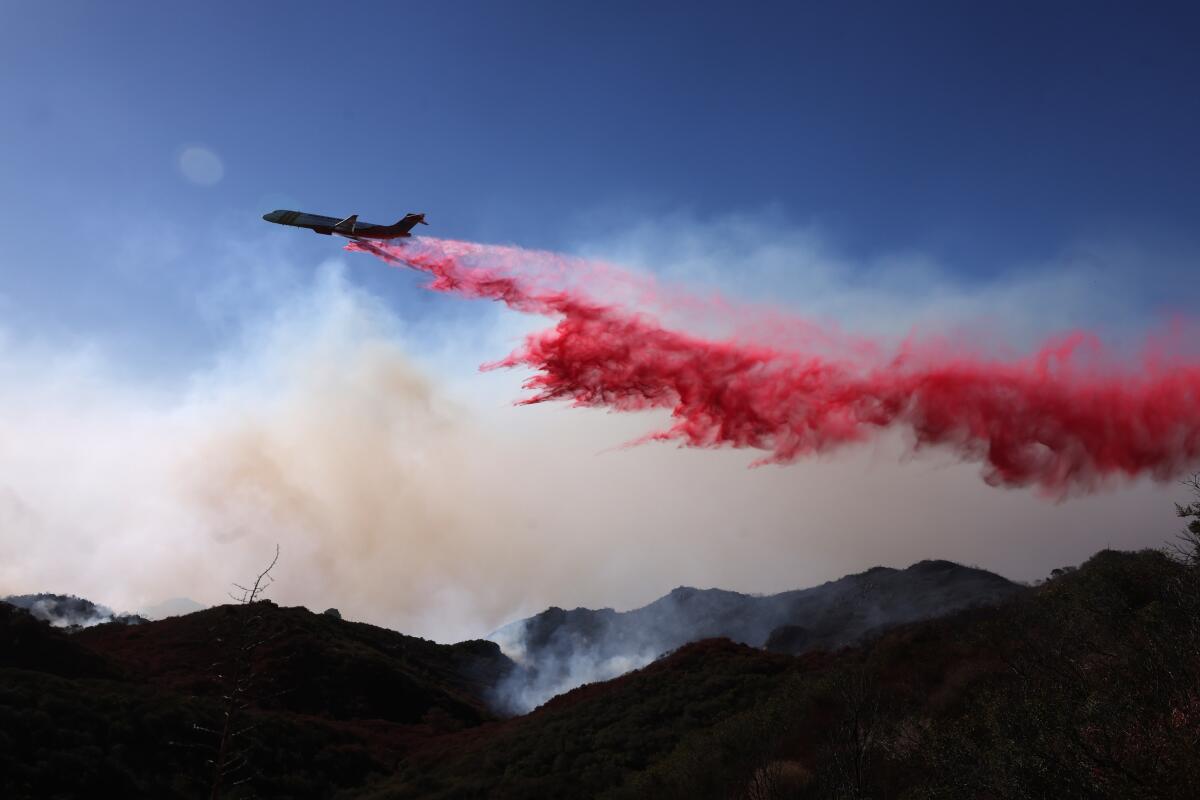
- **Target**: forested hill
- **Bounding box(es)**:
[3,550,1198,798]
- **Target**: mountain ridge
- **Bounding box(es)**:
[3,550,1196,798]
[489,558,1023,712]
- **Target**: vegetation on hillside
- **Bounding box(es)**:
[4,497,1200,798]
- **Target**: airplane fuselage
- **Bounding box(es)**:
[262,209,426,240]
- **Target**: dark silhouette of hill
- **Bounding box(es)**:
[2,600,516,799]
[490,559,1022,712]
[4,550,1198,798]
[3,592,147,628]
[0,653,393,798]
[0,602,117,678]
[368,549,1200,799]
[76,600,514,727]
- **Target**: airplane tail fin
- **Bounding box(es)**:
[392,213,428,235]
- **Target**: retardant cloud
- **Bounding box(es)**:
[0,224,1188,642]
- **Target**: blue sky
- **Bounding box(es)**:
[4,2,1200,359]
[4,3,1200,630]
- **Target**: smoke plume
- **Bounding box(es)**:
[2,593,144,628]
[486,560,1022,714]
[351,237,1200,495]
[0,229,1188,646]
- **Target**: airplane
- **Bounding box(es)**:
[262,209,428,240]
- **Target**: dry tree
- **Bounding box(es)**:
[1172,473,1200,567]
[195,544,281,800]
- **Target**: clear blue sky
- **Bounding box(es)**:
[2,1,1199,366]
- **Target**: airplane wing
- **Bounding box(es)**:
[333,214,359,234]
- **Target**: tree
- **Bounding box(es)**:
[820,668,881,799]
[1173,473,1200,566]
[198,545,280,800]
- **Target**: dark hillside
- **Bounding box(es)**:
[3,602,517,799]
[0,601,118,679]
[77,601,514,726]
[505,559,1022,659]
[0,666,390,799]
[4,549,1195,799]
[365,549,1200,799]
[492,558,1024,711]
[372,639,815,799]
[609,548,1200,799]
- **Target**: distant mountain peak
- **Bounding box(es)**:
[908,558,969,572]
[139,596,206,621]
[490,559,1024,713]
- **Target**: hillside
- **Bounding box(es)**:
[0,602,118,679]
[2,601,515,799]
[371,548,1200,799]
[76,601,514,727]
[491,559,1023,712]
[3,549,1197,798]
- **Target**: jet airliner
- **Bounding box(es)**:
[262,209,427,240]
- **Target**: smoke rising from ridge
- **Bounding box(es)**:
[0,268,552,641]
[487,561,1023,714]
[352,237,1200,496]
[0,224,1190,644]
[3,593,142,628]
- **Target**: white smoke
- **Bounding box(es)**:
[0,222,1189,646]
[3,593,135,628]
[0,265,544,641]
[489,620,661,713]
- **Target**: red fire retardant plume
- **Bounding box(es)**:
[348,238,1200,496]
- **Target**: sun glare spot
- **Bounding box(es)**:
[178,145,224,186]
